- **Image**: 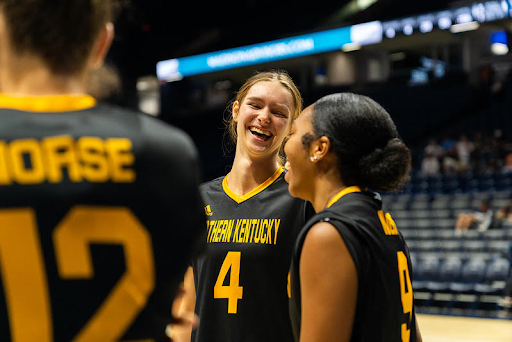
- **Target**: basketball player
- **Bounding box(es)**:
[0,1,205,341]
[285,93,422,341]
[176,70,312,341]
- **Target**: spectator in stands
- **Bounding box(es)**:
[494,202,512,228]
[501,153,512,174]
[424,138,444,159]
[421,152,440,178]
[455,134,474,173]
[442,149,459,175]
[455,199,494,234]
[440,134,456,152]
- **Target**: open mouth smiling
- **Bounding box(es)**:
[249,126,273,141]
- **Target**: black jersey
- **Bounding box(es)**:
[289,186,417,342]
[0,94,205,342]
[193,168,311,342]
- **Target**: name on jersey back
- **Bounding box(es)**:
[0,135,135,185]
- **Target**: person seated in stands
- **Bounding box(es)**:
[442,149,460,175]
[421,152,441,178]
[501,153,512,174]
[424,138,445,159]
[455,135,474,173]
[494,202,512,228]
[455,199,494,234]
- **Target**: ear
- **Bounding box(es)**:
[90,22,115,70]
[232,101,240,122]
[310,136,331,162]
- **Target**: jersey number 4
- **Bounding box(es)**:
[214,251,243,314]
[0,206,155,342]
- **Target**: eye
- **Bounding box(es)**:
[248,103,260,109]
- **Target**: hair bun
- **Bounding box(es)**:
[358,138,411,192]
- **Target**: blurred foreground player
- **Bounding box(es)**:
[0,0,205,341]
[285,93,422,341]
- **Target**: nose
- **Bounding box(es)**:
[258,108,271,124]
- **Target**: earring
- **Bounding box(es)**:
[310,156,318,162]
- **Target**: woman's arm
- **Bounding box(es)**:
[169,266,197,342]
[299,222,358,342]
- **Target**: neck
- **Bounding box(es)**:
[0,55,87,95]
[227,152,281,197]
[309,171,347,213]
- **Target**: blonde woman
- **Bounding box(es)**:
[175,70,312,342]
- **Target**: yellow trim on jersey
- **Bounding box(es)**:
[0,94,96,112]
[326,186,362,208]
[222,167,284,204]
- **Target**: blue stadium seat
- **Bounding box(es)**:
[450,258,488,294]
[486,241,511,257]
[426,257,463,293]
[462,240,486,253]
[440,240,462,254]
[474,258,511,296]
[414,256,441,281]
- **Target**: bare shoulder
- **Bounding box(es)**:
[302,221,345,253]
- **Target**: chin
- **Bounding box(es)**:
[286,182,300,199]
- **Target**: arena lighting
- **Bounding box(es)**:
[449,21,481,33]
[342,42,362,52]
[491,30,509,54]
[157,0,512,80]
[157,21,382,81]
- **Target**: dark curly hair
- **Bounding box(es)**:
[303,93,411,192]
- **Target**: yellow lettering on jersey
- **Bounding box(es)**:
[0,142,11,185]
[77,137,109,183]
[261,219,270,244]
[0,137,136,185]
[253,220,261,243]
[273,219,280,245]
[9,139,46,184]
[233,220,242,243]
[220,220,228,242]
[224,220,234,243]
[43,135,82,183]
[378,210,398,236]
[206,218,282,245]
[206,221,211,242]
[212,221,220,242]
[105,138,135,183]
[245,220,252,243]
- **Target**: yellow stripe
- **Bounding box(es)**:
[222,167,284,204]
[0,94,96,112]
[326,186,362,208]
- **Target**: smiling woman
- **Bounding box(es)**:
[226,70,302,161]
[173,70,314,342]
[285,93,418,342]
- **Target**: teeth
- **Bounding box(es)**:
[250,127,272,136]
[285,161,291,170]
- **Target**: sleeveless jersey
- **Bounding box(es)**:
[289,187,417,342]
[0,95,205,342]
[193,168,312,342]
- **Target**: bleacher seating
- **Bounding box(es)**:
[383,175,512,318]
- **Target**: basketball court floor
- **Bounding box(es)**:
[418,314,512,341]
